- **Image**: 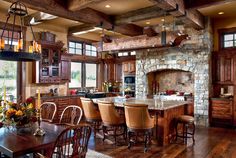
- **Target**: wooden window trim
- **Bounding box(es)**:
[218,27,236,51]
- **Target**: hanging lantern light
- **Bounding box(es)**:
[0,1,41,61]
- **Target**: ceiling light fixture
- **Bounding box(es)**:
[161,18,165,22]
[105,4,111,8]
[146,21,150,25]
[0,1,41,61]
[218,11,224,15]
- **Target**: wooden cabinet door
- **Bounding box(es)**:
[223,57,234,83]
[129,61,136,73]
[115,63,122,82]
[61,59,71,81]
[123,62,129,73]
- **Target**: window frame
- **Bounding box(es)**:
[67,38,98,89]
[219,27,236,50]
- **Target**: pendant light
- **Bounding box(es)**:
[0,1,41,62]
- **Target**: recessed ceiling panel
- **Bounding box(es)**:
[89,0,154,15]
[199,1,236,18]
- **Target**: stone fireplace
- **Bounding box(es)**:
[147,70,194,96]
[135,25,212,126]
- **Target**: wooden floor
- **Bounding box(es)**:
[88,126,236,158]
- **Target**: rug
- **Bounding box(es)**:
[86,149,112,158]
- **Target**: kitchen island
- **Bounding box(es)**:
[93,97,193,146]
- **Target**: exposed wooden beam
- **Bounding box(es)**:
[113,24,144,36]
[115,6,166,25]
[95,33,179,52]
[67,0,104,11]
[68,24,95,35]
[184,0,235,10]
[150,0,204,29]
[3,0,113,28]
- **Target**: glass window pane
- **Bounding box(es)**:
[85,50,91,56]
[69,62,82,88]
[224,34,233,41]
[130,51,136,55]
[75,49,82,55]
[0,61,17,102]
[86,63,97,87]
[92,46,96,51]
[69,42,75,48]
[69,48,75,54]
[92,51,97,56]
[224,41,233,48]
[85,44,91,50]
[118,53,123,57]
[76,43,82,49]
[123,52,128,56]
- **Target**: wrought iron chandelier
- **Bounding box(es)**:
[0,1,41,61]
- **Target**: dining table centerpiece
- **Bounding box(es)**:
[0,97,37,134]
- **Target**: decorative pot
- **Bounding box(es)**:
[15,123,33,135]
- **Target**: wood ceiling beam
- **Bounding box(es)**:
[115,6,167,25]
[67,0,104,11]
[150,0,204,29]
[3,0,112,28]
[184,0,236,10]
[95,32,187,52]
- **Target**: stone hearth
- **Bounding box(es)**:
[135,25,212,126]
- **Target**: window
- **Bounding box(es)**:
[85,63,97,87]
[68,41,98,88]
[68,41,82,55]
[0,61,17,102]
[118,52,129,57]
[69,62,82,88]
[223,33,236,48]
[85,44,97,56]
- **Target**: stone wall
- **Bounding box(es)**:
[135,24,213,126]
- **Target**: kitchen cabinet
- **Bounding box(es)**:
[61,54,71,81]
[123,60,136,74]
[213,53,234,84]
[210,99,233,126]
[32,42,71,83]
[115,63,122,82]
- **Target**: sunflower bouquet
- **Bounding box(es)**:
[0,97,37,127]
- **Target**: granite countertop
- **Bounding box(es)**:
[93,97,191,111]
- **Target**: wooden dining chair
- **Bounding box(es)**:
[59,105,83,125]
[41,125,92,158]
[40,102,57,123]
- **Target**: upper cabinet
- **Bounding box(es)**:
[123,60,136,74]
[32,42,71,83]
[213,52,234,84]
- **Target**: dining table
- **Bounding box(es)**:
[0,122,66,158]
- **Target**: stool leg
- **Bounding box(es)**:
[192,123,195,144]
[144,132,148,152]
[175,122,179,141]
[185,124,188,144]
[114,127,117,144]
[128,131,132,149]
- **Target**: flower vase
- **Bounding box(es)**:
[15,123,32,135]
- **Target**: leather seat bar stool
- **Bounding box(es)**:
[80,97,102,137]
[98,100,126,144]
[175,115,195,144]
[124,103,154,152]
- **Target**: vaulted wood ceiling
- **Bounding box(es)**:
[1,0,236,41]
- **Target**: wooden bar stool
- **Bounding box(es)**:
[175,115,195,144]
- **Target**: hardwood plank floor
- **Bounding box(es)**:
[88,126,236,158]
